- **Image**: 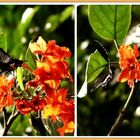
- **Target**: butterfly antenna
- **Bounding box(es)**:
[93,40,109,61]
[21,63,33,72]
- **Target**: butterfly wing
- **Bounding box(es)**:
[93,40,109,61]
[0,48,11,64]
[90,40,112,92]
[0,48,23,73]
[0,48,12,73]
[90,66,112,92]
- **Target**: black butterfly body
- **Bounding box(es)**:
[0,48,23,73]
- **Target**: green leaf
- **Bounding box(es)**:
[17,67,24,90]
[78,50,108,98]
[60,6,74,23]
[16,55,24,90]
[45,6,73,32]
[10,115,31,136]
[0,32,7,52]
[88,5,131,45]
[25,48,36,70]
[45,14,60,32]
[11,6,40,57]
[17,6,40,35]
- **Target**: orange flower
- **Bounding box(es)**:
[45,40,71,59]
[42,88,74,135]
[33,61,72,88]
[42,88,68,122]
[60,100,74,122]
[57,121,74,136]
[16,96,47,114]
[29,36,71,60]
[30,95,46,112]
[30,55,73,89]
[58,100,74,135]
[28,36,74,135]
[28,36,73,89]
[16,99,31,115]
[118,45,140,87]
[32,67,61,89]
[0,75,14,111]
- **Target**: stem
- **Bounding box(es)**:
[110,62,119,64]
[38,110,41,118]
[114,39,119,51]
[2,108,7,128]
[2,111,20,136]
[108,86,135,136]
[11,106,16,116]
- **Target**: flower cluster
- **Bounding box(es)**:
[0,75,14,111]
[118,44,140,87]
[28,37,73,89]
[22,36,74,135]
[16,95,46,114]
[0,36,74,136]
[42,88,74,136]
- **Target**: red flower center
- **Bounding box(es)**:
[129,64,135,69]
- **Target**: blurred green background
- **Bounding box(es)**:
[77,5,140,136]
[0,5,74,136]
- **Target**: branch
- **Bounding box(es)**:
[2,111,20,136]
[108,86,135,136]
[2,108,7,128]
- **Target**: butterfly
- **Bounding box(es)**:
[90,40,112,92]
[78,40,113,98]
[0,48,23,73]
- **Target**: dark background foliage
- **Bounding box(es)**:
[0,5,74,136]
[77,5,140,136]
